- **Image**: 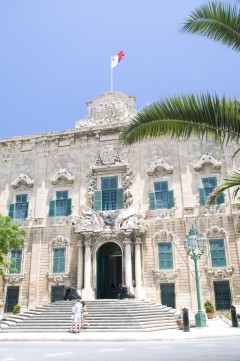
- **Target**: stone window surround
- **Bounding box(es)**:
[205,226,231,269]
[48,235,71,280]
[49,187,72,205]
[6,243,27,277]
[152,230,178,275]
[9,190,32,219]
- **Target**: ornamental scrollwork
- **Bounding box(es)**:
[50,169,74,186]
[152,268,179,284]
[4,274,25,285]
[46,272,70,285]
[11,173,34,190]
[147,158,173,177]
[194,153,221,173]
[49,235,71,248]
[206,226,228,239]
[75,92,136,128]
[205,265,234,279]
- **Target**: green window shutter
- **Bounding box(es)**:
[93,191,102,211]
[53,248,65,273]
[110,176,118,190]
[117,188,124,210]
[168,190,174,208]
[199,187,205,205]
[10,249,22,273]
[24,201,29,219]
[158,243,173,269]
[210,239,226,267]
[9,204,15,218]
[149,192,155,210]
[49,200,55,217]
[66,198,72,216]
[216,192,225,205]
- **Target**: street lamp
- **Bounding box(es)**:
[184,225,207,327]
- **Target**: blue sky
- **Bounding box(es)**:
[0,0,239,138]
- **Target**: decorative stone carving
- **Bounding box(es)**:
[147,208,175,219]
[152,268,179,284]
[72,206,104,233]
[50,169,74,186]
[147,158,173,177]
[13,219,30,228]
[194,153,222,173]
[75,91,136,129]
[72,206,146,236]
[49,235,71,248]
[100,146,116,165]
[4,274,25,285]
[50,217,70,226]
[206,226,228,238]
[95,145,127,167]
[199,204,226,216]
[86,146,133,208]
[11,174,34,190]
[154,230,174,242]
[124,187,133,208]
[205,265,234,279]
[119,214,146,232]
[46,272,70,284]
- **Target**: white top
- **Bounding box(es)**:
[74,302,82,316]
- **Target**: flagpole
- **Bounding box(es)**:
[111,57,113,91]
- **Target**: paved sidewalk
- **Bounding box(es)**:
[0,318,239,342]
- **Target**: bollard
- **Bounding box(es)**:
[182,308,190,332]
[230,305,238,328]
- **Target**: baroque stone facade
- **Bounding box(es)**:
[1,91,240,313]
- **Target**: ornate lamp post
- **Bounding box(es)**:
[184,225,207,327]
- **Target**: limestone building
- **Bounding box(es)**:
[1,91,240,313]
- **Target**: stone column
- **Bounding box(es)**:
[77,240,83,296]
[134,237,145,299]
[82,235,94,300]
[124,238,133,290]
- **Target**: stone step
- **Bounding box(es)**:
[1,299,178,333]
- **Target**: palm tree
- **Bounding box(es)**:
[181,2,240,53]
[121,2,240,205]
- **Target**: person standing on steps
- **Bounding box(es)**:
[70,300,76,333]
[73,299,82,333]
[81,301,89,329]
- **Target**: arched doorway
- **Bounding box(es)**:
[97,242,122,299]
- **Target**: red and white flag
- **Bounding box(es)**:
[111,50,125,68]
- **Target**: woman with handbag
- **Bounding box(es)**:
[81,301,89,329]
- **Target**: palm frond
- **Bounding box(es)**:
[181,2,240,52]
[121,93,240,145]
[208,170,240,205]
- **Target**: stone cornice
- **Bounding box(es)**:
[0,125,123,145]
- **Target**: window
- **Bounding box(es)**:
[49,191,72,217]
[158,242,173,269]
[199,177,224,205]
[53,248,66,273]
[210,239,226,267]
[93,176,124,211]
[149,182,174,210]
[9,194,28,219]
[9,249,22,274]
[102,177,118,211]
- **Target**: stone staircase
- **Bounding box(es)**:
[0,300,178,332]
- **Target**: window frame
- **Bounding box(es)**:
[9,249,23,274]
[209,239,227,268]
[158,242,174,270]
[52,247,66,273]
